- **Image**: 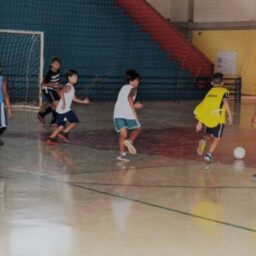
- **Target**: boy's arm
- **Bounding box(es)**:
[134,101,143,109]
[224,99,232,125]
[42,82,61,89]
[2,78,12,117]
[59,88,66,110]
[73,96,90,105]
[128,88,138,120]
[195,121,203,133]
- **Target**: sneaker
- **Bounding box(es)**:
[197,139,206,156]
[124,139,137,155]
[46,138,58,146]
[0,139,4,146]
[37,114,45,124]
[117,153,130,162]
[57,132,69,143]
[204,153,212,163]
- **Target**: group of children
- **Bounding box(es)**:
[40,63,142,161]
[0,58,242,163]
[35,57,90,145]
[113,71,233,163]
[35,58,142,161]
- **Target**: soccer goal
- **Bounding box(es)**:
[0,29,44,109]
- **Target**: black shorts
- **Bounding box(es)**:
[42,89,60,103]
[205,124,225,138]
[56,111,79,127]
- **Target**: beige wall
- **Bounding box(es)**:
[147,0,256,22]
[169,0,189,21]
[194,0,256,22]
[146,0,188,21]
[146,0,171,19]
[193,30,256,95]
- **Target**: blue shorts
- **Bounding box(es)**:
[114,118,141,132]
[56,111,79,127]
[42,89,60,103]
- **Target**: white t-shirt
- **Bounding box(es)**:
[56,83,75,114]
[114,84,137,119]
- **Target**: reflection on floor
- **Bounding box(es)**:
[0,101,256,256]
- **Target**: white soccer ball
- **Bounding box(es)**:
[233,147,246,160]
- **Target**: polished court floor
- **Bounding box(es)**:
[0,101,256,256]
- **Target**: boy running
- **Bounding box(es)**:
[194,72,232,163]
[37,57,61,126]
[47,69,90,145]
[0,65,12,146]
[114,70,143,162]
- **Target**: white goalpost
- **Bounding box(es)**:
[0,29,44,109]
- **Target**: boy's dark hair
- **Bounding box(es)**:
[211,72,224,84]
[0,65,2,75]
[51,56,61,64]
[125,70,140,83]
[65,69,78,78]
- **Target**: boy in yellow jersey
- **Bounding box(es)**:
[194,72,232,162]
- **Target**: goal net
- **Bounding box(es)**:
[0,30,44,108]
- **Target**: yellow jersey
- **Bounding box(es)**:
[194,87,229,128]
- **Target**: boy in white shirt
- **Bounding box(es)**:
[47,69,90,145]
[114,70,143,161]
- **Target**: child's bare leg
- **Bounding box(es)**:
[50,126,64,139]
[47,125,64,145]
[202,134,212,145]
[208,137,220,154]
[124,127,141,155]
[50,102,59,126]
[63,123,77,134]
[56,123,77,143]
[39,101,49,113]
[203,134,211,141]
[51,101,58,110]
[119,128,128,154]
[203,136,220,162]
[129,127,141,142]
[197,134,211,155]
[38,101,51,123]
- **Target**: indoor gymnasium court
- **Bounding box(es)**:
[0,1,256,256]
